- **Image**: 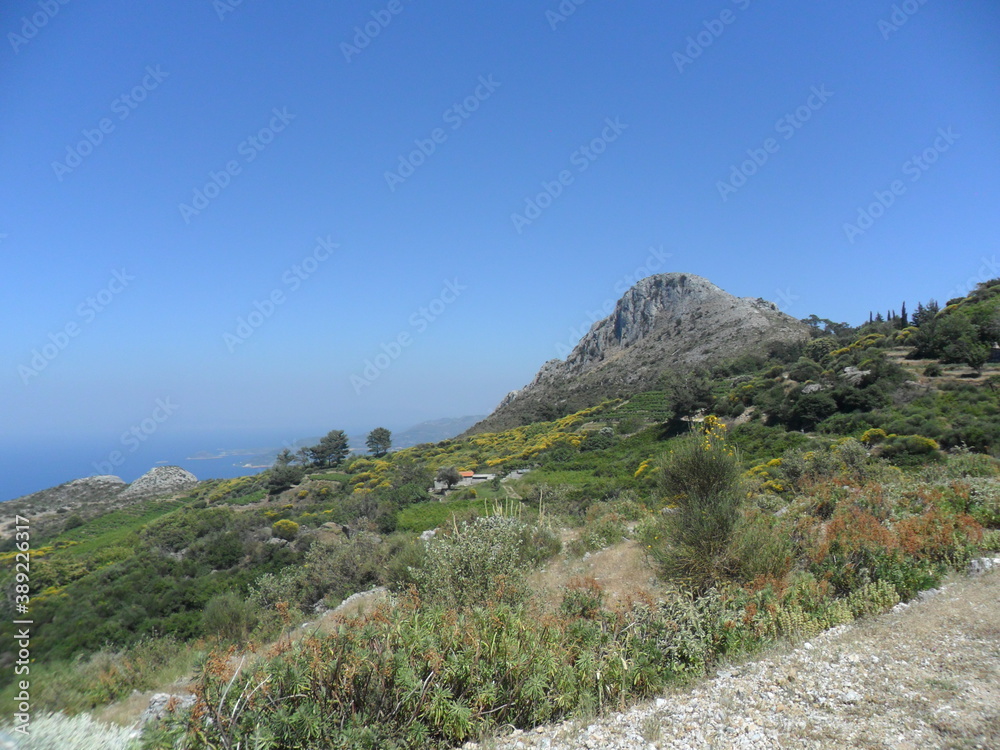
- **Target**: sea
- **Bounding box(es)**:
[0,430,303,502]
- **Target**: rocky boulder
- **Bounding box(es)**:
[120,466,198,499]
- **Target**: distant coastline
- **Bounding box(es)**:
[2,417,485,502]
[0,433,279,503]
[185,448,268,461]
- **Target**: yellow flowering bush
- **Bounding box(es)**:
[860,428,889,446]
[272,519,299,541]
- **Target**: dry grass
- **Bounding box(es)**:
[526,533,664,611]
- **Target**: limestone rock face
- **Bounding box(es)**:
[467,273,811,434]
[121,466,198,499]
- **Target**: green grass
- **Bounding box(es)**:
[606,391,672,421]
[0,633,202,721]
[307,471,352,483]
[219,488,266,506]
[514,468,598,488]
[50,498,189,557]
[397,496,520,533]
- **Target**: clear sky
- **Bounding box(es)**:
[2,0,999,442]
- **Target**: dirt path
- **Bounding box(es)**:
[475,566,1000,749]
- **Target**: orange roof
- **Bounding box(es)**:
[459,471,474,477]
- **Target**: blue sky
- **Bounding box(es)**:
[2,0,999,443]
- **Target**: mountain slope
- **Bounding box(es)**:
[468,273,810,434]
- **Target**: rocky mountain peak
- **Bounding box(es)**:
[466,272,810,434]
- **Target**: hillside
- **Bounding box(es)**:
[2,275,999,749]
[0,467,196,539]
[468,273,810,434]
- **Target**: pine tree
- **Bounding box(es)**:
[366,427,392,458]
[307,429,350,467]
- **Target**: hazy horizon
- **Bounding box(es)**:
[0,413,489,501]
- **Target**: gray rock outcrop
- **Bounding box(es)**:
[468,273,810,434]
[120,466,198,499]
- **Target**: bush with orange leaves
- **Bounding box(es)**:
[806,497,982,599]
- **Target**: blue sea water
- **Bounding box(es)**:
[0,430,296,502]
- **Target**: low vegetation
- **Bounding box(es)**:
[3,279,1000,748]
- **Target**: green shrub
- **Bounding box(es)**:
[568,509,626,556]
[559,577,606,619]
[413,516,543,608]
[776,440,871,488]
[653,419,744,590]
[154,591,740,749]
[727,509,794,582]
[941,447,1000,479]
[267,464,304,495]
[581,427,617,451]
[383,534,428,590]
[788,357,822,382]
[250,532,392,615]
[660,420,743,503]
[202,592,256,641]
[982,528,1000,551]
[875,434,941,465]
[272,519,299,541]
[616,416,643,434]
[788,391,838,430]
[969,484,1000,528]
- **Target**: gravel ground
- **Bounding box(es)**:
[468,566,1000,750]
